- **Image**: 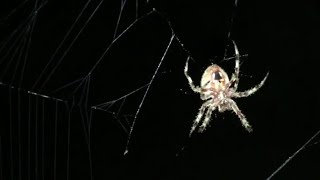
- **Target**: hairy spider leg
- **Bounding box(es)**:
[228,99,253,132]
[233,72,269,98]
[227,40,241,91]
[232,40,240,89]
[189,100,211,136]
[184,56,201,93]
[198,105,217,132]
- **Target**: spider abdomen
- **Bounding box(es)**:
[201,64,229,92]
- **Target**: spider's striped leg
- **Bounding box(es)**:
[233,40,240,75]
[184,56,201,93]
[228,99,253,132]
[227,40,241,91]
[198,105,217,133]
[232,72,269,98]
[189,100,210,136]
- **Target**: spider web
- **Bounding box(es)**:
[0,0,319,179]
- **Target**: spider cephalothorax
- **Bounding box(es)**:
[184,41,269,136]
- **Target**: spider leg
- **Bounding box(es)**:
[227,40,240,91]
[232,72,269,98]
[228,99,253,132]
[198,105,217,133]
[189,100,211,136]
[184,56,202,93]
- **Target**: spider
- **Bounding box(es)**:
[184,41,269,136]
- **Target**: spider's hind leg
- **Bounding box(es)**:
[184,56,201,93]
[230,40,241,90]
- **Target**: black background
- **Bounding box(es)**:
[0,0,319,179]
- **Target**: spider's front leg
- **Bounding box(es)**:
[189,100,211,136]
[198,105,217,133]
[184,56,201,93]
[228,99,253,132]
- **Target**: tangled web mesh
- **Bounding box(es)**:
[0,0,319,179]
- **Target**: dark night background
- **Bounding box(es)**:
[0,0,319,179]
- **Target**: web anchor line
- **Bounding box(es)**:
[124,34,175,155]
[266,129,320,180]
[0,82,66,102]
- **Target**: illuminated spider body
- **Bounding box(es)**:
[184,41,269,136]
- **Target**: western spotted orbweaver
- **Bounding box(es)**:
[184,41,269,136]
